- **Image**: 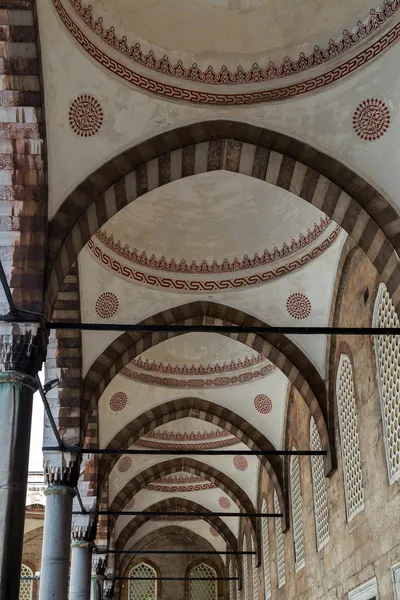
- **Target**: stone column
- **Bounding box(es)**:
[69,516,97,600]
[0,323,46,600]
[39,454,80,600]
[90,556,107,600]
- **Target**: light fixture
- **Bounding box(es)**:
[43,378,60,394]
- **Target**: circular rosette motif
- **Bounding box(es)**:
[109,391,128,412]
[254,394,273,414]
[117,456,132,473]
[210,527,219,537]
[219,496,231,509]
[286,293,312,320]
[69,94,103,137]
[233,456,248,471]
[95,292,119,319]
[352,98,390,141]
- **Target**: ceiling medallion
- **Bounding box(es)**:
[109,391,128,412]
[219,496,232,509]
[117,456,132,472]
[286,293,312,320]
[233,455,248,471]
[53,0,400,105]
[254,394,273,414]
[95,292,119,319]
[352,98,391,141]
[69,93,103,137]
[210,527,219,537]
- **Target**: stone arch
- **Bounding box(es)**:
[99,397,285,520]
[83,302,329,472]
[46,120,400,315]
[115,497,238,557]
[109,457,261,561]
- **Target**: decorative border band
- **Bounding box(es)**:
[52,0,400,105]
[69,0,400,86]
[131,354,266,375]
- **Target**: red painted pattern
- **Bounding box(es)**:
[286,293,312,319]
[69,93,103,137]
[88,227,340,292]
[352,98,391,141]
[132,354,265,375]
[135,438,240,450]
[254,394,273,414]
[219,497,232,509]
[117,456,132,472]
[95,292,118,318]
[52,0,400,105]
[109,391,128,411]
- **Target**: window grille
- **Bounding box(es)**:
[290,451,305,570]
[243,537,249,600]
[189,563,217,600]
[128,563,157,600]
[310,416,329,550]
[261,499,271,599]
[274,490,285,588]
[392,562,400,600]
[336,354,365,520]
[373,283,400,483]
[19,565,33,600]
[348,577,378,599]
[251,537,258,600]
[228,561,236,600]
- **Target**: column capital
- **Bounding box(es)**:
[104,581,114,598]
[0,321,47,376]
[72,513,97,544]
[43,451,81,487]
[92,554,107,577]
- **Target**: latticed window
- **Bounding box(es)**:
[228,560,236,600]
[189,563,217,600]
[243,537,249,600]
[373,283,400,483]
[290,450,305,570]
[261,499,271,599]
[310,417,329,550]
[19,564,33,600]
[128,563,157,600]
[274,490,285,588]
[251,537,259,600]
[336,354,365,520]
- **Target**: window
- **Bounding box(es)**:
[290,450,305,570]
[336,354,364,520]
[261,499,271,599]
[310,416,329,550]
[228,560,236,600]
[19,565,33,600]
[373,283,400,483]
[251,537,259,600]
[128,563,157,600]
[392,562,400,599]
[243,537,249,600]
[274,490,285,588]
[348,577,378,599]
[189,563,217,600]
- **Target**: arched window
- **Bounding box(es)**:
[261,499,271,599]
[19,564,33,600]
[373,282,400,483]
[189,563,217,600]
[336,354,365,520]
[274,490,285,588]
[128,563,157,600]
[290,450,305,571]
[251,537,259,600]
[310,416,329,550]
[243,537,249,600]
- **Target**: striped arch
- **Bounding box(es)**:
[115,497,238,555]
[46,121,400,315]
[98,397,285,523]
[82,302,329,468]
[109,457,261,561]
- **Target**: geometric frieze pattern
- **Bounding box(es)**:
[261,499,272,599]
[274,490,286,588]
[352,98,390,141]
[336,354,365,519]
[310,417,330,550]
[373,283,400,483]
[189,564,217,600]
[57,0,400,105]
[290,452,306,571]
[128,563,157,600]
[19,565,33,600]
